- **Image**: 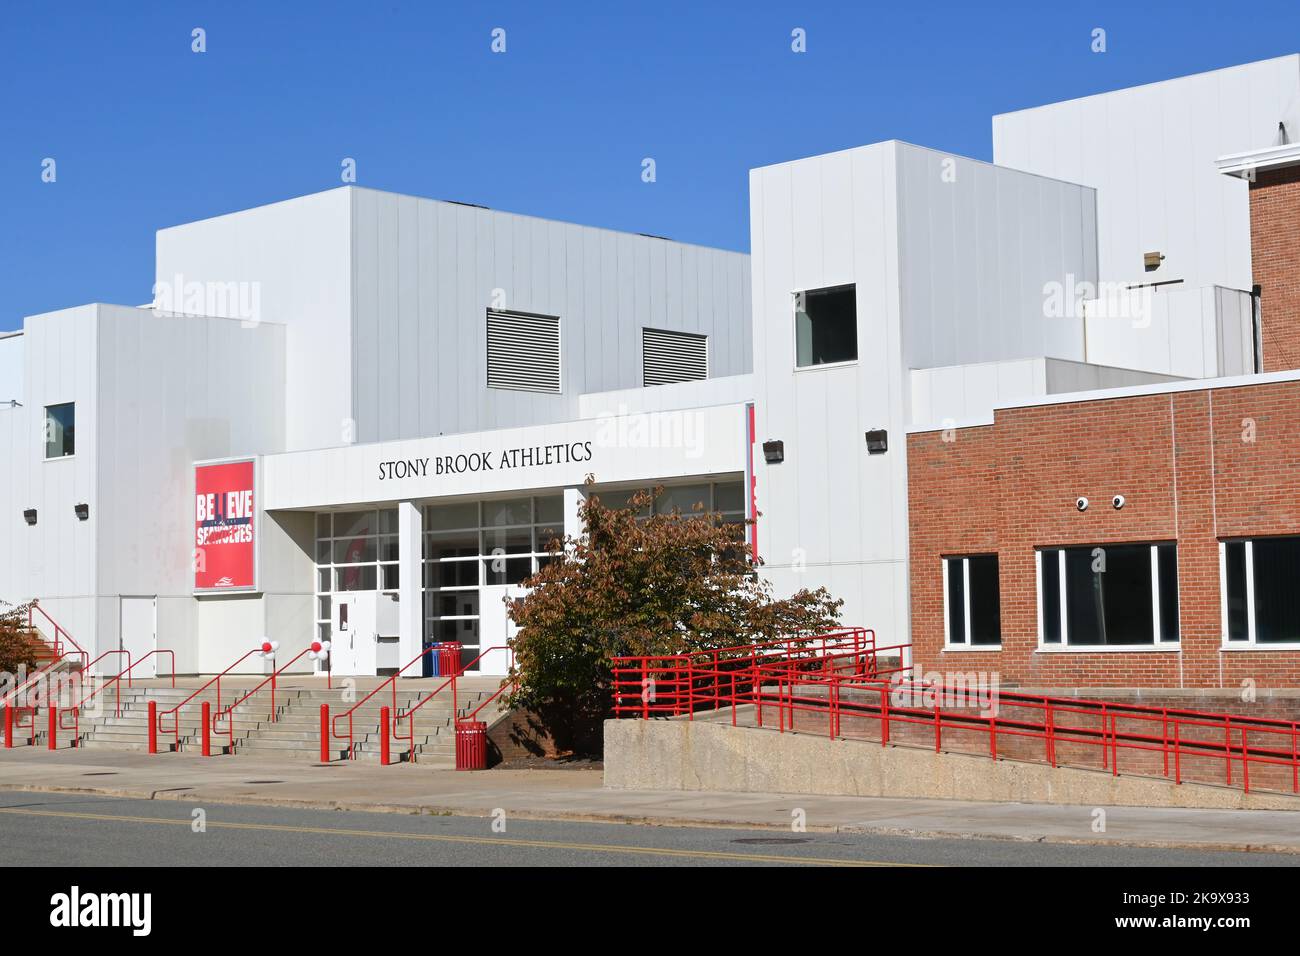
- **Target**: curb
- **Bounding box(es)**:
[1,781,1297,855]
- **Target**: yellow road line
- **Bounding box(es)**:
[0,806,928,867]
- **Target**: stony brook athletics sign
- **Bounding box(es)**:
[194,458,257,592]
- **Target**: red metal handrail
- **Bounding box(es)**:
[0,604,94,711]
[612,636,1300,797]
[28,602,88,667]
[329,642,456,758]
[209,648,315,753]
[155,649,262,751]
[56,650,177,745]
[391,646,513,762]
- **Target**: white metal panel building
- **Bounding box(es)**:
[3,56,1294,677]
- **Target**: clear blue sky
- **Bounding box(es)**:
[2,0,1298,331]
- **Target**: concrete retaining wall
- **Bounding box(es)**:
[603,718,1300,810]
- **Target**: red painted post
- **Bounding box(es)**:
[47,706,56,750]
[201,701,211,757]
[1241,728,1251,794]
[3,706,11,749]
[147,700,157,754]
[380,705,391,766]
[1225,717,1233,787]
[880,684,890,746]
[320,704,329,762]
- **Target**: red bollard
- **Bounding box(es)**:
[319,704,329,763]
[147,700,157,754]
[4,707,12,749]
[201,701,211,757]
[47,706,57,750]
[380,705,391,766]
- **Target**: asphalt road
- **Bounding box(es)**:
[0,790,1296,867]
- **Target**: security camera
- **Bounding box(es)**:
[1112,495,1126,510]
[1076,496,1089,512]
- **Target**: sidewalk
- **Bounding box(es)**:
[1,746,1299,854]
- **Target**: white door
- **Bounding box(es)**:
[477,585,526,676]
[331,593,378,676]
[119,597,157,678]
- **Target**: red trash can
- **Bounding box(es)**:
[438,641,462,678]
[455,720,487,771]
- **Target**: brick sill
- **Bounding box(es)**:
[942,645,1001,652]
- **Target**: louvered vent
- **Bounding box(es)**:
[642,328,708,386]
[486,310,561,393]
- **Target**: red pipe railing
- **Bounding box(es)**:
[28,602,88,670]
[155,649,262,751]
[329,642,458,759]
[0,606,94,747]
[56,650,177,746]
[391,646,512,762]
[612,636,1300,797]
[209,648,315,753]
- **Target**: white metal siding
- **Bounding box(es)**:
[486,310,561,393]
[642,328,707,386]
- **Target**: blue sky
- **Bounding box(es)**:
[2,0,1298,331]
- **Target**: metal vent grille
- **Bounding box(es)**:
[642,328,708,386]
[486,310,561,393]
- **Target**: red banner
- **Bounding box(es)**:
[194,460,256,591]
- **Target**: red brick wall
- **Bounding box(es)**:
[1250,166,1300,372]
[908,379,1300,689]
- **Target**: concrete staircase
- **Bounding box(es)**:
[239,678,506,763]
[73,686,305,753]
[64,677,509,762]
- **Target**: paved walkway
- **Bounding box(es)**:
[1,747,1298,854]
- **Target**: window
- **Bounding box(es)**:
[422,495,565,671]
[1222,538,1300,645]
[642,328,708,386]
[943,555,1001,646]
[795,284,857,367]
[1038,544,1179,647]
[314,509,399,648]
[486,310,561,393]
[44,403,74,458]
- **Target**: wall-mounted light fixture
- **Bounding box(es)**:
[865,429,888,454]
[1143,251,1165,271]
[74,503,89,521]
[762,440,785,464]
[23,509,37,526]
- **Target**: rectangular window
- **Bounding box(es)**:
[944,554,1001,646]
[795,284,857,367]
[1038,544,1179,647]
[642,328,708,386]
[1222,537,1300,645]
[486,310,561,393]
[44,403,75,458]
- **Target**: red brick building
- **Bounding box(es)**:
[906,142,1300,691]
[908,374,1300,689]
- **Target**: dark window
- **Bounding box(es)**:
[1042,544,1176,647]
[946,558,966,644]
[1041,550,1061,643]
[1225,541,1249,641]
[44,403,74,458]
[945,554,1000,646]
[1157,544,1180,642]
[1064,544,1155,646]
[795,284,857,367]
[968,555,1001,645]
[1250,537,1300,643]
